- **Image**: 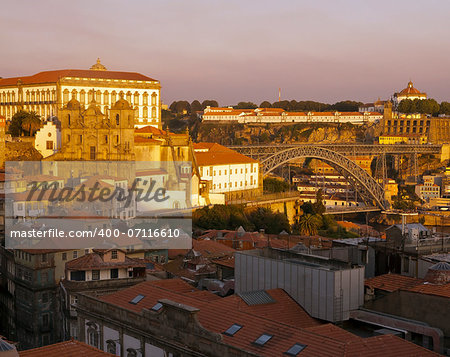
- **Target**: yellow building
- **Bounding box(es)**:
[0,59,161,128]
[378,134,428,145]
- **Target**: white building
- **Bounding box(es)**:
[393,81,427,106]
[193,143,261,202]
[0,59,161,128]
[202,107,382,124]
[34,120,61,158]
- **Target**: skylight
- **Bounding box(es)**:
[151,302,163,311]
[253,333,273,346]
[129,294,145,305]
[224,323,243,336]
[284,343,307,356]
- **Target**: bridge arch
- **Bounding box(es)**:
[261,146,388,210]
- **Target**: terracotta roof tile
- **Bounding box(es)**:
[19,339,114,356]
[365,274,424,292]
[66,252,146,270]
[0,69,157,86]
[404,282,450,298]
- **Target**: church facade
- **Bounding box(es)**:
[0,59,161,128]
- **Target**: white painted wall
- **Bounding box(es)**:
[34,121,61,158]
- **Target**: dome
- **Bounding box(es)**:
[424,262,450,285]
[90,58,107,71]
[84,103,104,116]
[66,98,82,110]
[398,81,422,95]
[112,97,132,110]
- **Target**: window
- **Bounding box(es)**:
[92,270,100,280]
[62,252,67,261]
[104,135,108,144]
[42,313,49,327]
[106,340,116,354]
[79,135,82,144]
[73,251,78,259]
[224,323,242,336]
[151,302,163,311]
[90,146,96,160]
[111,250,118,259]
[116,114,120,126]
[253,333,273,346]
[151,106,156,118]
[129,294,145,305]
[110,268,118,279]
[41,253,47,262]
[284,343,307,356]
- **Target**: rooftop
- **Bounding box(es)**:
[365,274,424,293]
[19,339,113,356]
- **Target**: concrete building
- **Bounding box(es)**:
[235,248,365,322]
[202,106,382,124]
[378,133,428,145]
[416,176,441,201]
[0,59,161,128]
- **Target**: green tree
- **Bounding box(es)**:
[439,101,450,115]
[295,214,321,236]
[175,101,191,114]
[190,100,203,113]
[22,111,42,136]
[312,189,326,215]
[259,101,272,108]
[248,207,291,234]
[201,100,219,109]
[234,102,257,109]
[263,177,290,193]
[8,110,29,136]
[330,100,363,112]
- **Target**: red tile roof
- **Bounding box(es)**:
[405,282,450,298]
[344,334,438,356]
[65,252,146,270]
[19,339,114,356]
[135,126,166,135]
[365,274,424,292]
[192,239,235,257]
[97,279,437,356]
[0,69,157,86]
[195,149,257,166]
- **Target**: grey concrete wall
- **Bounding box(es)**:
[235,251,364,322]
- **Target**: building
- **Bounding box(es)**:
[18,339,114,356]
[235,247,365,322]
[0,114,5,167]
[33,120,61,158]
[393,80,427,106]
[193,143,261,202]
[202,106,382,124]
[49,96,135,161]
[378,133,428,145]
[358,99,387,114]
[415,176,441,201]
[74,277,438,356]
[380,115,450,144]
[0,59,161,128]
[385,223,431,249]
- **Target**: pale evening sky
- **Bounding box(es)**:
[1,0,449,106]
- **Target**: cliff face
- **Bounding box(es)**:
[197,122,376,145]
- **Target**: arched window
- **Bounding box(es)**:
[31,91,36,102]
[116,114,120,126]
[96,90,101,103]
[103,91,109,104]
[111,91,117,103]
[63,89,69,103]
[143,92,148,105]
[68,114,71,126]
[151,107,156,118]
[79,90,85,104]
[26,91,30,102]
[88,90,94,103]
[134,92,139,106]
[143,107,148,118]
[86,322,99,348]
[126,91,132,103]
[151,92,157,106]
[71,89,78,100]
[106,340,116,354]
[126,348,137,357]
[134,107,139,118]
[36,91,40,102]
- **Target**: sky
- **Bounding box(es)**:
[1,0,449,106]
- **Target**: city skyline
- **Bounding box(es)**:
[1,0,449,105]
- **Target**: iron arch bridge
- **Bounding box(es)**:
[261,146,389,210]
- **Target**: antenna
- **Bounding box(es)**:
[278,88,281,102]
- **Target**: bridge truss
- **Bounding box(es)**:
[260,146,389,210]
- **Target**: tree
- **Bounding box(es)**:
[439,101,450,115]
[272,100,291,110]
[234,102,257,109]
[295,214,321,236]
[190,100,202,113]
[21,111,42,136]
[330,100,363,112]
[263,177,290,193]
[201,100,219,109]
[259,101,272,108]
[248,207,291,234]
[175,101,191,114]
[312,189,326,215]
[8,110,29,136]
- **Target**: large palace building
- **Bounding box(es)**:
[0,59,161,128]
